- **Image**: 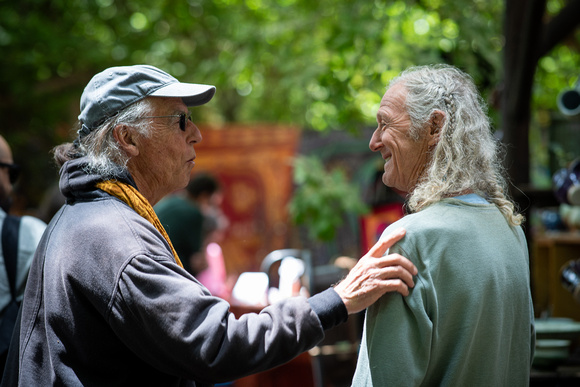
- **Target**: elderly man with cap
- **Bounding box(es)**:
[1,65,417,386]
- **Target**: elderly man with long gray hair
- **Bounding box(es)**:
[1,65,419,387]
[352,64,535,386]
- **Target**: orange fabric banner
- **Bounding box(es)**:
[193,124,301,276]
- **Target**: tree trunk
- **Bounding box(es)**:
[501,0,546,188]
[501,0,580,187]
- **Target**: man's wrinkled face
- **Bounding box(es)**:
[128,97,202,204]
[369,83,434,193]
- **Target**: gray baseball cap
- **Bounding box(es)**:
[77,64,216,137]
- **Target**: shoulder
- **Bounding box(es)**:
[19,215,47,237]
[57,197,173,264]
[390,199,499,232]
[386,202,451,234]
[380,200,497,260]
[0,214,46,248]
[43,198,180,295]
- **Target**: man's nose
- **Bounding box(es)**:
[369,129,382,151]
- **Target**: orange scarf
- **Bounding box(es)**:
[96,180,184,268]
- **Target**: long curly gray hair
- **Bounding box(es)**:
[391,64,523,226]
[53,98,154,179]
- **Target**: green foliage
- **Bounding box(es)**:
[289,155,369,242]
[1,0,507,134]
[534,44,580,112]
[0,0,578,207]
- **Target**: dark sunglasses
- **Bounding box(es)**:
[0,162,20,184]
[141,112,193,131]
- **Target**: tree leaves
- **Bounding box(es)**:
[1,0,578,207]
[289,155,369,242]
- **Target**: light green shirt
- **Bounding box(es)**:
[352,198,535,386]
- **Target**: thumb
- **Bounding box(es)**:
[367,228,406,258]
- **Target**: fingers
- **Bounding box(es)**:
[366,227,406,258]
[333,227,419,314]
[377,253,418,277]
[333,256,418,314]
[335,273,413,314]
[379,227,406,249]
[375,256,417,290]
[378,278,410,297]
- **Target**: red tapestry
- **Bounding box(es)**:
[193,124,301,276]
[360,203,405,253]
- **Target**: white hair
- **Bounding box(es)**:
[54,98,155,179]
[390,64,523,226]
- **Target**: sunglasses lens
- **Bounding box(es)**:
[179,113,192,131]
[11,165,20,184]
[181,114,187,131]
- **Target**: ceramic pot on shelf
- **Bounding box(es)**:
[553,158,580,206]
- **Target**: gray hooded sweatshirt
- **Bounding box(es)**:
[2,157,346,386]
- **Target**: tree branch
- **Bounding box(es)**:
[538,0,580,59]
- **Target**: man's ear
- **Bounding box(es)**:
[113,124,139,157]
[427,110,445,146]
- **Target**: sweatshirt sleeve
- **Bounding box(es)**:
[307,287,348,330]
[351,287,432,386]
[110,255,329,384]
[352,226,433,386]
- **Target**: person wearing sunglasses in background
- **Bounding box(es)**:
[0,135,46,376]
[1,65,418,386]
[0,143,21,214]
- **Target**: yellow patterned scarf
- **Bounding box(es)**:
[96,180,184,268]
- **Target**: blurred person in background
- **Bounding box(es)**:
[352,64,535,386]
[0,135,46,375]
[2,65,418,387]
[196,210,233,300]
[155,172,223,276]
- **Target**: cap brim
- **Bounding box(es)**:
[150,82,216,107]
